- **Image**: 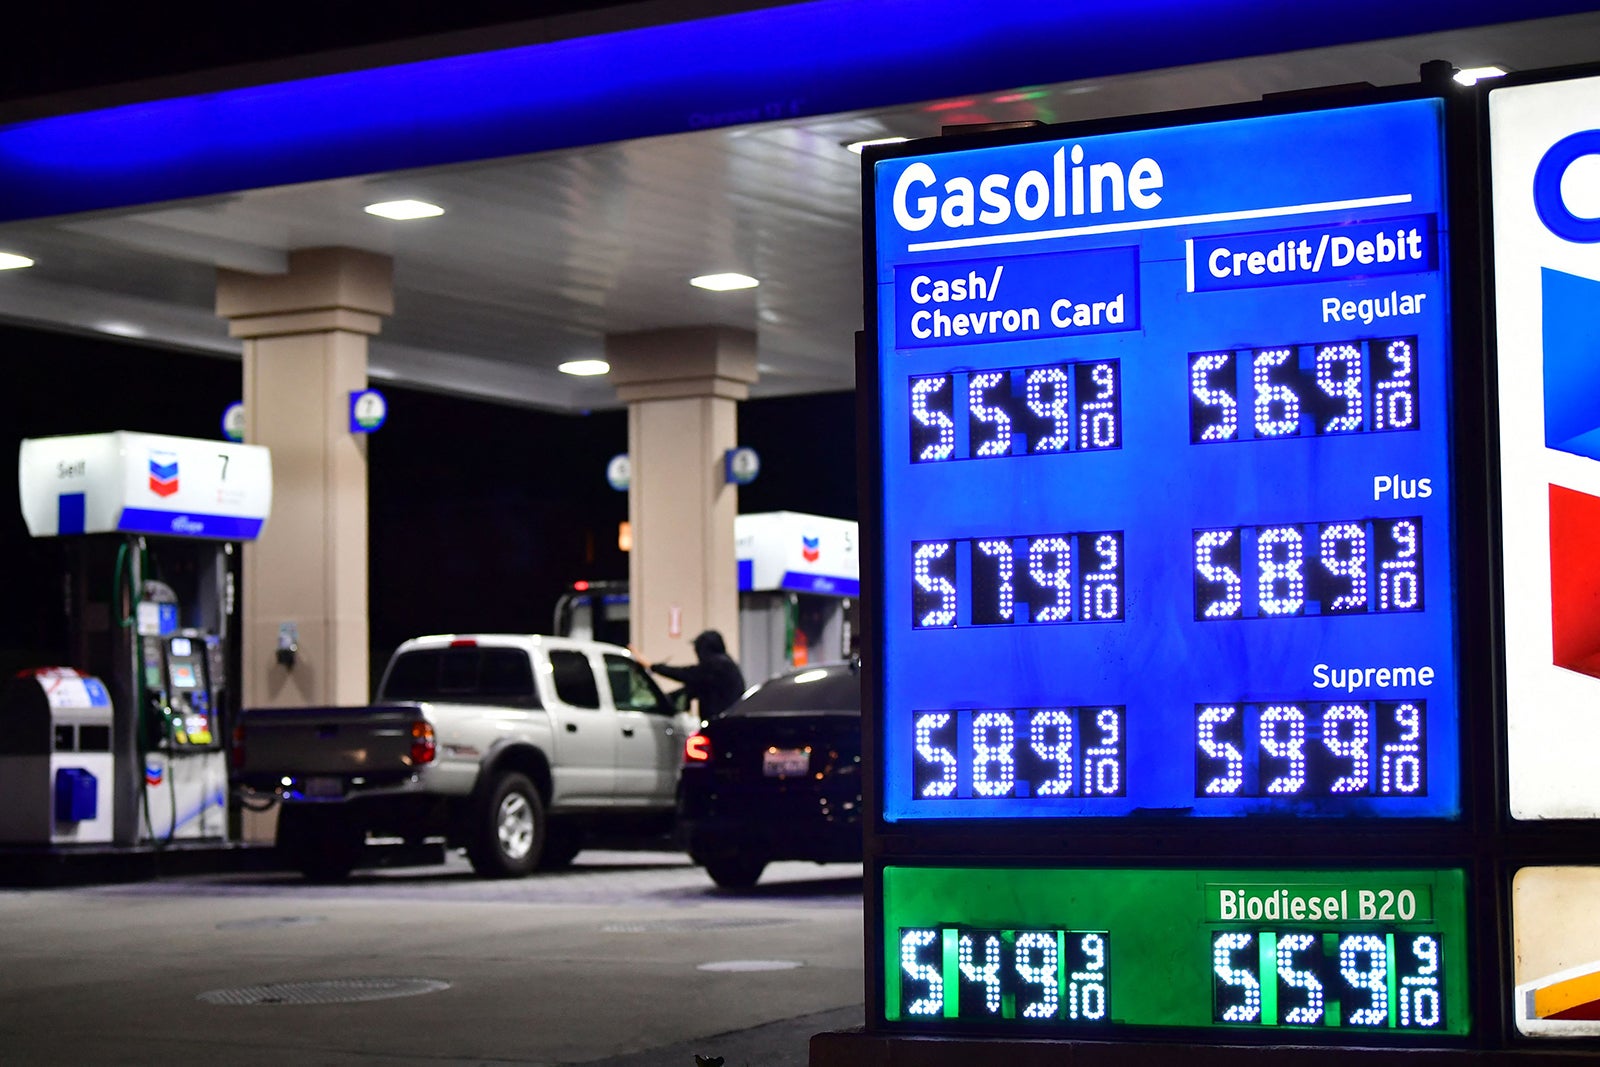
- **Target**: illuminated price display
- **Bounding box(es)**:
[913,532,1124,628]
[913,706,1125,800]
[911,359,1121,462]
[883,866,1469,1036]
[1189,336,1420,444]
[1196,700,1426,798]
[872,96,1460,822]
[1193,517,1423,620]
[1212,928,1444,1030]
[899,928,1111,1023]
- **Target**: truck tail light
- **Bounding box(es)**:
[410,719,436,765]
[230,722,245,770]
[684,733,712,763]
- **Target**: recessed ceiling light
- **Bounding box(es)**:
[364,199,444,220]
[1454,66,1508,86]
[690,273,759,291]
[0,251,35,269]
[558,359,610,377]
[846,136,911,154]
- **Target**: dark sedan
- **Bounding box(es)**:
[676,661,862,887]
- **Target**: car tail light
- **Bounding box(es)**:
[410,719,436,765]
[684,733,712,763]
[230,722,245,770]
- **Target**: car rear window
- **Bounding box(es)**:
[730,667,860,715]
[381,647,539,705]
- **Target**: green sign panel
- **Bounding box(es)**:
[885,865,1469,1035]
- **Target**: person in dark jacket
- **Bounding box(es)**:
[634,630,746,719]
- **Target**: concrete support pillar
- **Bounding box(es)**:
[607,326,758,668]
[216,248,392,719]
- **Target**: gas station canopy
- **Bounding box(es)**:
[0,2,1597,412]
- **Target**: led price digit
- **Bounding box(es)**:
[1399,935,1444,1028]
[1253,346,1301,437]
[1197,705,1245,795]
[910,375,955,462]
[1316,522,1369,613]
[1190,351,1239,442]
[912,540,957,628]
[1081,533,1124,621]
[1374,338,1419,431]
[1277,933,1325,1024]
[1069,933,1110,1022]
[1378,702,1426,795]
[1082,708,1125,796]
[1213,932,1262,1022]
[1315,342,1364,432]
[900,929,944,1016]
[913,712,958,798]
[969,371,1013,457]
[1024,367,1073,453]
[1075,361,1121,450]
[1377,519,1423,612]
[972,539,1016,625]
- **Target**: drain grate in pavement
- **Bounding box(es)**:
[197,978,450,1006]
[215,916,327,930]
[600,917,788,933]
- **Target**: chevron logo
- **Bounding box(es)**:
[148,452,179,497]
[1542,268,1600,462]
[801,535,820,563]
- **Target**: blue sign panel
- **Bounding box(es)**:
[872,98,1458,821]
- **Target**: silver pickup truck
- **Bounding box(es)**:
[232,634,695,880]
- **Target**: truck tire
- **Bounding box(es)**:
[278,805,362,883]
[467,772,545,878]
[702,855,766,889]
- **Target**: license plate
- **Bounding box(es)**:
[304,776,344,798]
[762,747,811,778]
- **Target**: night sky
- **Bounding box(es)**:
[0,323,857,686]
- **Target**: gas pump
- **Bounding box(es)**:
[17,431,272,848]
[131,582,229,841]
[555,513,860,685]
[735,512,860,683]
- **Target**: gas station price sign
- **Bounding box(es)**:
[884,866,1469,1035]
[868,97,1460,821]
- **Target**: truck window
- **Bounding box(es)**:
[381,647,539,705]
[603,653,671,714]
[548,650,601,709]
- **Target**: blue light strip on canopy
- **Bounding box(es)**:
[0,0,1590,223]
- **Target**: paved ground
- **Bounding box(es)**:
[0,849,865,1065]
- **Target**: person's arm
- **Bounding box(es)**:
[650,661,698,685]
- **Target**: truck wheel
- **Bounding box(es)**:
[538,823,584,870]
[278,805,362,883]
[703,855,766,889]
[467,772,545,878]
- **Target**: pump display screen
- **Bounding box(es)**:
[170,663,197,689]
[872,98,1458,820]
[884,866,1469,1035]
